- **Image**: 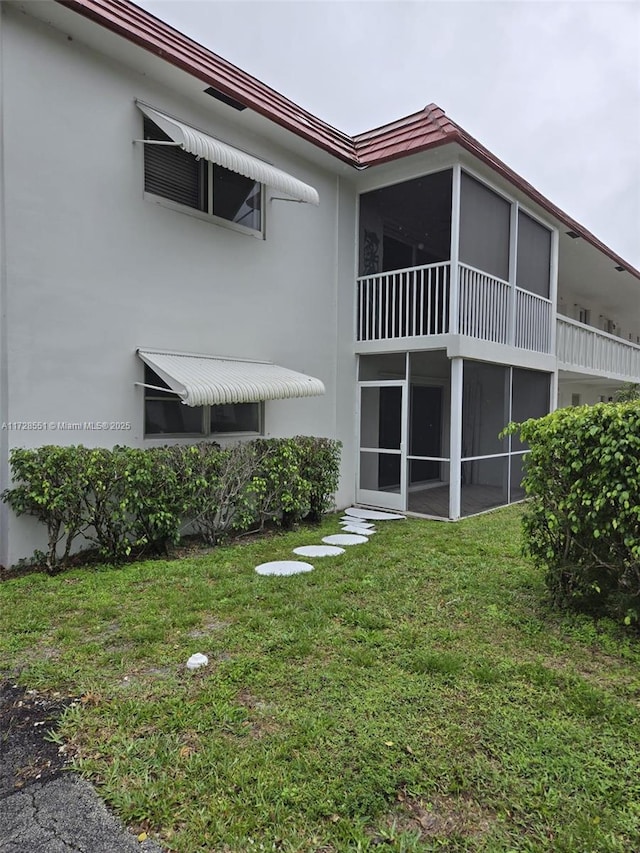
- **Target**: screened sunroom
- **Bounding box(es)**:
[357,351,550,519]
[355,162,556,517]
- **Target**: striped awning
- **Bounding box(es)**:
[137,103,319,205]
[138,350,325,407]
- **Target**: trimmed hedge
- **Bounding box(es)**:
[506,402,640,626]
[2,437,342,573]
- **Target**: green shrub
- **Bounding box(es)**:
[136,446,189,552]
[2,436,342,570]
[2,446,87,573]
[80,447,184,562]
[2,446,187,570]
[293,435,342,522]
[177,442,258,545]
[506,402,640,626]
[614,382,640,402]
[252,439,311,529]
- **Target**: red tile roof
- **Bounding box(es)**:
[353,104,459,165]
[360,111,640,280]
[56,0,639,279]
[58,0,356,163]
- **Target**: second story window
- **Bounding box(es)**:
[143,117,262,234]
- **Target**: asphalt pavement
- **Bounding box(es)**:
[1,682,164,853]
[2,775,165,853]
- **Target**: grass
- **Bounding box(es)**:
[2,505,640,852]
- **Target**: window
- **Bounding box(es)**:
[144,366,262,437]
[143,117,262,233]
[577,307,591,325]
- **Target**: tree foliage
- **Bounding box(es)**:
[505,402,640,626]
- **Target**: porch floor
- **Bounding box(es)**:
[407,483,525,518]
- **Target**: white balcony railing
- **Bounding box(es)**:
[357,262,553,354]
[557,316,640,381]
[356,261,450,341]
[458,263,510,343]
[355,266,640,381]
[515,287,553,353]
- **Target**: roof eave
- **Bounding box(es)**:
[55,0,357,165]
[356,127,640,282]
[53,0,640,281]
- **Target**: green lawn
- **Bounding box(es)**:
[2,506,640,852]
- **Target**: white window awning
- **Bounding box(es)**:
[137,103,319,206]
[138,349,325,407]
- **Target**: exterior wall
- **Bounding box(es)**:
[0,7,357,565]
[2,6,638,562]
[558,288,640,345]
[557,380,622,409]
[0,0,9,571]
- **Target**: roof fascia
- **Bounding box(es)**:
[55,0,356,164]
[53,0,639,281]
[452,130,640,281]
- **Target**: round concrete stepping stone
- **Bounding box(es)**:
[341,525,376,535]
[344,507,406,521]
[340,518,375,529]
[322,533,369,546]
[293,544,345,557]
[255,560,314,576]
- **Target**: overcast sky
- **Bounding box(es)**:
[136,0,639,268]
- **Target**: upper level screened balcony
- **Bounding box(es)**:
[356,166,640,383]
[357,167,555,357]
[356,265,640,382]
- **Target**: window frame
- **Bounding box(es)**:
[577,306,591,326]
[142,117,265,239]
[143,368,264,439]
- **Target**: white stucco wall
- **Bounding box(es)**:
[4,6,633,563]
[557,381,622,409]
[0,7,357,565]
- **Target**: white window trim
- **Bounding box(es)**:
[143,399,264,440]
[139,117,267,239]
[142,189,266,239]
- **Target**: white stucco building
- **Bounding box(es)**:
[1,0,639,567]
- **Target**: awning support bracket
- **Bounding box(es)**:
[134,381,183,395]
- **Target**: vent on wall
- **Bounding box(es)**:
[204,87,247,111]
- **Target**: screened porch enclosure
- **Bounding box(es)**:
[358,352,450,512]
[357,168,554,355]
[357,353,550,518]
[359,170,452,342]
